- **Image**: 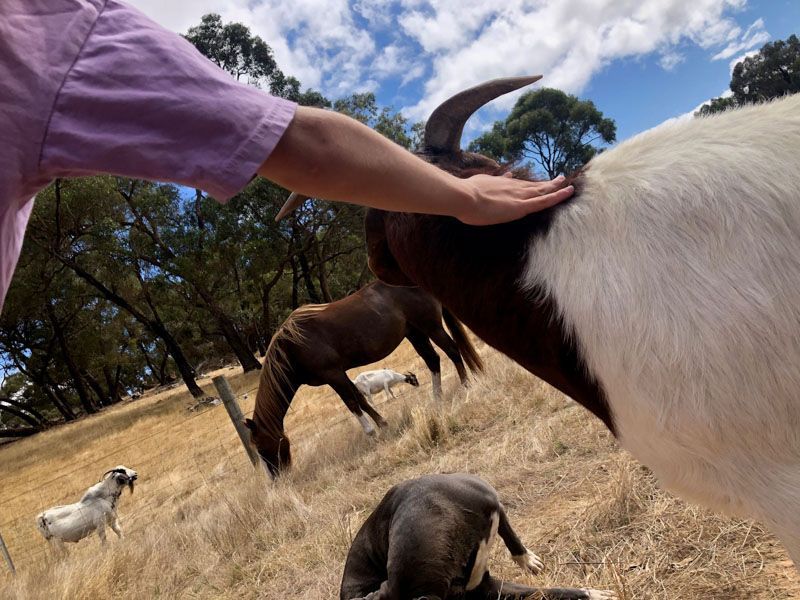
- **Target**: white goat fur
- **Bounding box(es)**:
[523,95,800,560]
[36,465,137,546]
[353,369,413,401]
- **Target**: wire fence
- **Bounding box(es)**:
[0,371,431,574]
[0,378,262,572]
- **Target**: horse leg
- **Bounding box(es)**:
[406,328,442,401]
[328,372,388,433]
[428,327,468,385]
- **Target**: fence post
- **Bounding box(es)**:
[212,375,258,468]
[0,531,15,576]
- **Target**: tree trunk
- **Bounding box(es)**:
[314,237,333,302]
[298,248,321,303]
[0,397,48,427]
[157,328,204,396]
[47,304,99,414]
[193,286,261,372]
[47,254,206,398]
[0,402,43,429]
[43,385,76,421]
[83,371,111,407]
[215,315,261,371]
[103,365,124,404]
[290,256,300,309]
[157,351,170,385]
[0,427,39,438]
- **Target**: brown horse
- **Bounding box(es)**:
[245,281,483,477]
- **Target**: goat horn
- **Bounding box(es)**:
[275,192,309,222]
[424,75,543,155]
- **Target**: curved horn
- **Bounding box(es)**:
[424,75,543,155]
[275,192,310,222]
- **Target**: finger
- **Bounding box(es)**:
[502,172,514,179]
[505,175,566,197]
[525,174,566,193]
[520,185,574,214]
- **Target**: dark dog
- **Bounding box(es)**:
[341,474,616,600]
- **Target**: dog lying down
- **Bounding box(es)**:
[341,474,617,600]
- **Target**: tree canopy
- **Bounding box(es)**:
[696,34,800,116]
[469,88,616,179]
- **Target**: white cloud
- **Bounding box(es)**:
[126,0,769,126]
[400,0,764,120]
[659,51,686,71]
[711,18,770,60]
[127,0,376,92]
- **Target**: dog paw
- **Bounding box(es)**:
[513,548,544,575]
[582,589,617,600]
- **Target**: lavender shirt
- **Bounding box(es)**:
[0,0,296,313]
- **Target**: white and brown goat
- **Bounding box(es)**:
[352,369,420,403]
[36,466,137,549]
[340,473,615,599]
[281,77,800,567]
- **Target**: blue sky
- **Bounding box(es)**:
[129,0,799,144]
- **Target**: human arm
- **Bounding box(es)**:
[258,107,573,226]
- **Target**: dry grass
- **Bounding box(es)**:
[0,339,798,599]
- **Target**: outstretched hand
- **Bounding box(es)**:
[455,173,574,226]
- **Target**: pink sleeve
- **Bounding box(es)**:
[40,0,297,202]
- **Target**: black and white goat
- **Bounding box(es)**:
[36,466,137,548]
[352,369,420,402]
[341,473,615,599]
[282,77,800,567]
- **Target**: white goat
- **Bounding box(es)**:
[353,369,420,402]
[36,465,137,549]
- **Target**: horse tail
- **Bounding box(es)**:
[441,308,483,373]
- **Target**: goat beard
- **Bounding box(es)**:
[127,480,135,494]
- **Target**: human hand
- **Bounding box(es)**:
[455,173,574,226]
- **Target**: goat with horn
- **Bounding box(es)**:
[36,465,138,550]
[279,76,800,570]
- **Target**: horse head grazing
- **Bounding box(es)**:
[247,311,313,478]
[244,417,291,478]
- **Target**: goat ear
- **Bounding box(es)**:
[365,210,416,287]
[244,418,257,432]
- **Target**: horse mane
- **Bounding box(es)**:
[253,304,328,435]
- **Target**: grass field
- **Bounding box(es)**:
[1,337,798,599]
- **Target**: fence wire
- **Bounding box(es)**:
[0,381,259,571]
[0,373,427,573]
